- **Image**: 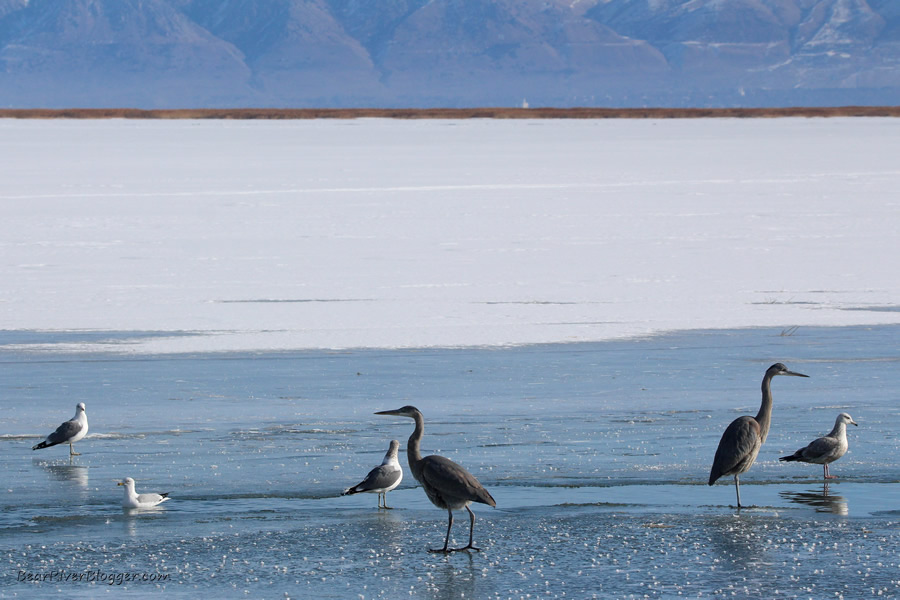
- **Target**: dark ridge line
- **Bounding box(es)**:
[1,106,899,120]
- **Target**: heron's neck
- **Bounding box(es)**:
[407,413,425,467]
[756,374,775,443]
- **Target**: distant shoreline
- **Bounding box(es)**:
[1,106,899,119]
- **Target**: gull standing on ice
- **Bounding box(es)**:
[342,439,403,508]
[709,363,808,508]
[780,412,857,480]
[32,402,89,456]
[376,406,496,553]
[118,477,170,509]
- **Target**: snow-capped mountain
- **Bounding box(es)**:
[0,0,897,108]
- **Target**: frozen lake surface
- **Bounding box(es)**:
[2,325,900,598]
[1,118,899,353]
[1,118,899,597]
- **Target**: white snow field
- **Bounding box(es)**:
[1,117,898,353]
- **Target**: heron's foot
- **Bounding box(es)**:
[381,505,394,510]
[428,547,452,554]
[452,545,482,552]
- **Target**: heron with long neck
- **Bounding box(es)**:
[709,363,808,508]
[375,405,496,553]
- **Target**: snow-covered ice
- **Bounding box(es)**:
[1,117,898,353]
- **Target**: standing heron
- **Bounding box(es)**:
[709,363,808,508]
[32,403,88,456]
[780,412,857,480]
[375,406,496,553]
[342,439,403,509]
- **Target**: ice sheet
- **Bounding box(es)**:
[4,326,900,598]
[1,117,898,354]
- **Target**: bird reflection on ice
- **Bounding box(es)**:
[38,460,89,489]
[780,484,849,515]
[424,552,477,600]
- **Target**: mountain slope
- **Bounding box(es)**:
[0,0,252,106]
[0,0,897,108]
[183,0,383,105]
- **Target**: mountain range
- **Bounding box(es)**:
[0,0,898,108]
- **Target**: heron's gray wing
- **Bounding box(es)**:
[799,436,840,461]
[45,419,84,445]
[422,455,496,507]
[351,465,402,493]
[709,416,760,484]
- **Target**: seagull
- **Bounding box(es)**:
[32,402,88,456]
[780,412,858,479]
[342,439,403,509]
[118,477,170,509]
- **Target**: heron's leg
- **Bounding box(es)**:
[429,509,453,553]
[734,475,742,508]
[69,443,80,456]
[453,505,482,552]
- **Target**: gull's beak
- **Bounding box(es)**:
[116,482,124,486]
[851,419,858,426]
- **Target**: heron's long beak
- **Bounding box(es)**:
[784,370,809,377]
[375,409,403,416]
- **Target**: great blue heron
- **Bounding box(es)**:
[32,403,88,456]
[780,412,857,479]
[375,405,496,553]
[117,477,170,509]
[709,363,808,507]
[342,439,403,508]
